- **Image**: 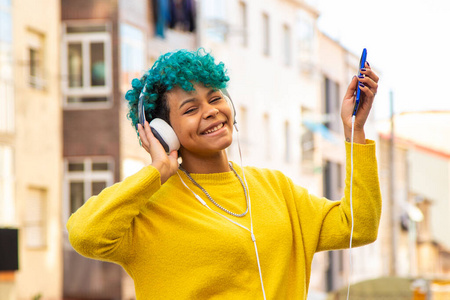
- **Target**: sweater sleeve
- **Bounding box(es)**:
[316,139,382,251]
[66,165,161,264]
[299,139,382,252]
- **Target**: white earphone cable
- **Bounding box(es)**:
[176,124,267,300]
[235,126,267,300]
[346,115,356,300]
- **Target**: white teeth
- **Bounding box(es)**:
[203,123,224,134]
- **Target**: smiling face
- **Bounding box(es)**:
[167,83,234,160]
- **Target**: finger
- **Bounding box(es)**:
[358,74,378,95]
[344,75,358,100]
[357,82,375,106]
[144,121,168,155]
[168,150,179,161]
[143,121,158,147]
[137,123,150,149]
[360,67,379,83]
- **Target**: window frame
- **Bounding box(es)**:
[238,1,248,47]
[283,23,291,66]
[63,157,114,224]
[24,187,47,249]
[28,30,46,89]
[262,12,270,56]
[0,145,15,226]
[61,22,113,109]
[0,0,14,133]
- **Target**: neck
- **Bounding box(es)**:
[180,150,230,174]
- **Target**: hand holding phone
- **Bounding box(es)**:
[352,48,367,116]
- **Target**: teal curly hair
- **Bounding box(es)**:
[125,48,230,132]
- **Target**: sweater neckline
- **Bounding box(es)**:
[178,161,243,185]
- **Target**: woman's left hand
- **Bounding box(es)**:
[341,62,379,144]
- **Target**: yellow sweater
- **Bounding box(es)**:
[67,140,381,299]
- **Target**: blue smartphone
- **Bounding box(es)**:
[352,48,367,116]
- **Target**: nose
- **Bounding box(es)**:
[203,105,219,119]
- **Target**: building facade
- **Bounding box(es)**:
[378,111,450,278]
[0,0,63,299]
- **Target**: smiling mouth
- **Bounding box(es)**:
[202,123,225,135]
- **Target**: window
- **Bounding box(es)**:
[284,121,290,163]
[262,13,270,56]
[263,113,271,160]
[239,106,249,154]
[324,77,340,131]
[0,145,14,225]
[0,0,12,44]
[62,23,112,107]
[28,30,45,89]
[0,0,14,133]
[152,0,196,38]
[283,24,291,66]
[120,23,145,97]
[24,188,47,248]
[301,106,314,173]
[64,158,114,221]
[0,78,14,133]
[203,0,227,42]
[296,11,316,73]
[323,160,343,200]
[238,1,248,47]
[301,129,314,172]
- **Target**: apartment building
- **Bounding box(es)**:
[378,112,450,276]
[375,111,450,298]
[0,0,15,297]
[0,0,62,299]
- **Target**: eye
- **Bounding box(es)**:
[210,97,222,103]
[183,107,197,115]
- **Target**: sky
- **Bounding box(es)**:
[316,0,450,120]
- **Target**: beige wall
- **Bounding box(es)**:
[12,0,62,299]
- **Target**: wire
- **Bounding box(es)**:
[236,126,267,300]
[346,115,356,300]
[176,125,267,300]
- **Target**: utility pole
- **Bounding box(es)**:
[389,90,397,276]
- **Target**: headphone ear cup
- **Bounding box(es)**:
[149,118,180,153]
[221,90,237,125]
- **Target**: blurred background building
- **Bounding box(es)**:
[1,0,62,299]
[0,0,449,299]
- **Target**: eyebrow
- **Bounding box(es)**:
[178,88,218,110]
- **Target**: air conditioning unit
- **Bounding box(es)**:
[0,228,19,271]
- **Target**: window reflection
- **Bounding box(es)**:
[90,42,105,86]
[68,43,83,88]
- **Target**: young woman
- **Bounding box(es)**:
[67,48,381,299]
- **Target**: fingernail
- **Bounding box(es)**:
[358,74,365,79]
[361,68,367,72]
[359,82,365,88]
[366,61,370,67]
